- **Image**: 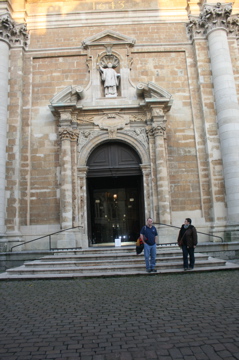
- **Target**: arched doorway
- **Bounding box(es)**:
[87,142,144,245]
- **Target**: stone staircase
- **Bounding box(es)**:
[0,245,239,280]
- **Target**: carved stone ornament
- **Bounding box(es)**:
[94,113,130,138]
[58,128,80,142]
[0,14,28,47]
[186,3,238,39]
[99,55,119,69]
[77,130,101,153]
[147,125,166,137]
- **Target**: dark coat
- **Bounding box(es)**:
[177,225,197,248]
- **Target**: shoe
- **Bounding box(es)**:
[184,268,188,271]
[188,267,194,270]
[146,269,151,273]
[151,269,157,273]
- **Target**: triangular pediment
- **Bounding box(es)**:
[82,30,136,48]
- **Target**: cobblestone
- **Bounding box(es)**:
[0,271,238,359]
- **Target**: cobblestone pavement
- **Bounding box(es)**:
[0,271,239,360]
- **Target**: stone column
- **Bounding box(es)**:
[140,164,153,220]
[77,166,88,240]
[150,118,171,225]
[0,39,9,235]
[146,126,158,221]
[0,14,28,236]
[58,128,75,229]
[187,3,239,225]
[70,129,79,227]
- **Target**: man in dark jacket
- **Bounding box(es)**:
[177,218,197,270]
[140,217,158,273]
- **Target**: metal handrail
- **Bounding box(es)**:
[9,222,224,252]
[10,226,83,252]
[158,222,224,242]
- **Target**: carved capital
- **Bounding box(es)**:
[147,125,166,137]
[0,14,28,47]
[59,128,79,142]
[187,3,234,39]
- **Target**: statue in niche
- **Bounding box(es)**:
[99,62,120,97]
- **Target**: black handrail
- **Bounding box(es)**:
[10,226,83,252]
[158,222,224,242]
[10,222,224,252]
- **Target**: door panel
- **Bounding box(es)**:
[87,142,141,177]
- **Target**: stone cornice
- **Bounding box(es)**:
[0,13,28,47]
[187,2,239,39]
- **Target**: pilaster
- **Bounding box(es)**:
[150,108,171,225]
[58,127,79,229]
[140,164,153,220]
[77,166,88,239]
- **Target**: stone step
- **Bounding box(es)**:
[41,251,186,262]
[24,254,209,268]
[51,245,180,256]
[1,246,239,280]
[5,258,227,275]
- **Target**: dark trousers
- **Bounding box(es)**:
[182,245,195,269]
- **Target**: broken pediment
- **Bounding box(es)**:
[82,30,136,49]
[49,86,85,106]
[136,82,172,99]
[136,82,173,112]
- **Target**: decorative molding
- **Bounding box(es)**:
[129,113,147,122]
[187,2,239,39]
[0,13,28,47]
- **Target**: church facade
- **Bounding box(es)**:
[1,0,239,250]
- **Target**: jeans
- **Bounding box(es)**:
[182,244,195,269]
[144,243,156,270]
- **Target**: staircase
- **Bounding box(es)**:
[0,246,238,280]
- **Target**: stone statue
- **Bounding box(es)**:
[99,63,120,97]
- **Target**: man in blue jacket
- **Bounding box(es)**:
[140,217,158,273]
